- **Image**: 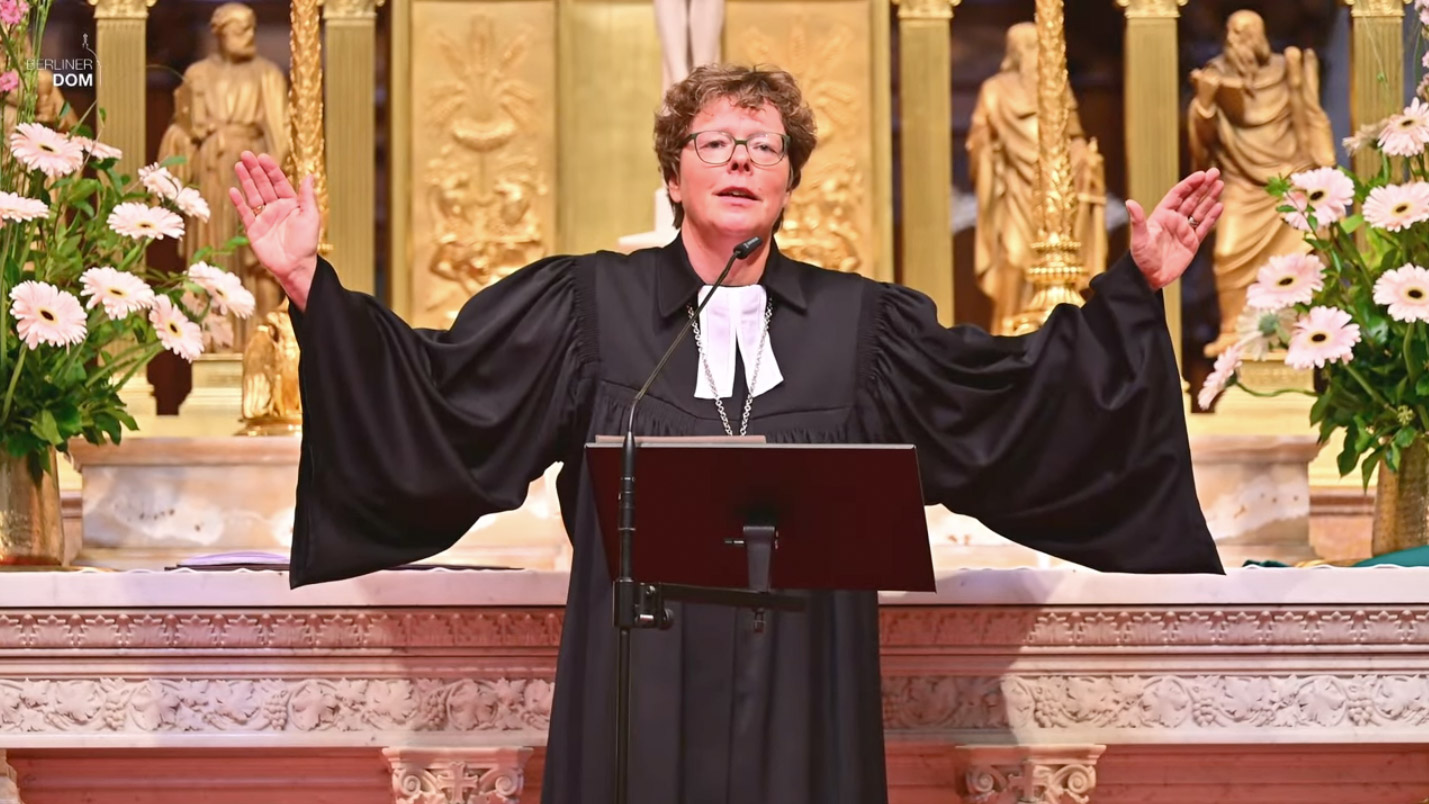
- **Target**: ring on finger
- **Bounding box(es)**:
[1188,215,1198,227]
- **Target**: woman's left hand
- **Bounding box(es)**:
[1126,168,1224,291]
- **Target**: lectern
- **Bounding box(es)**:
[586,440,936,804]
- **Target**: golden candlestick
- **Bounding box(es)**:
[1007,0,1084,335]
[238,0,329,436]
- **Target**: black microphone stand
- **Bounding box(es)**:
[613,236,762,804]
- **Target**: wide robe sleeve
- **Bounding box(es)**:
[284,255,594,587]
[864,253,1223,574]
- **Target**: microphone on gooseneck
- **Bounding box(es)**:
[612,233,761,804]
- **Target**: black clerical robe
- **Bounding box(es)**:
[286,235,1223,804]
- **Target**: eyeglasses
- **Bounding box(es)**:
[685,130,790,167]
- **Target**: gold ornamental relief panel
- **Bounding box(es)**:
[724,5,881,279]
[406,4,557,329]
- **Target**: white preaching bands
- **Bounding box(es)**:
[688,284,783,436]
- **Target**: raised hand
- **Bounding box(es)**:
[228,151,321,310]
[1126,168,1224,292]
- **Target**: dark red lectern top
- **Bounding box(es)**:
[585,441,935,593]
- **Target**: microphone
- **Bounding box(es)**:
[612,234,761,804]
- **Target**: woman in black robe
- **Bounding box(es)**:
[228,65,1225,804]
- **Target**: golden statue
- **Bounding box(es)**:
[969,22,1107,336]
[1189,9,1334,357]
[239,300,302,435]
[159,2,290,349]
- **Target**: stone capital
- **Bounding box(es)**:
[85,0,156,21]
[956,745,1106,804]
[1344,0,1411,18]
[894,0,959,22]
[323,0,385,21]
[1115,0,1187,19]
[383,747,533,804]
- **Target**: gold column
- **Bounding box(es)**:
[894,0,957,326]
[1008,0,1082,333]
[288,0,331,253]
[1117,0,1185,368]
[557,0,662,255]
[1346,0,1410,177]
[85,0,154,178]
[322,0,383,294]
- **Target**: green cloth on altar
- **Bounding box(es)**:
[1242,545,1429,568]
[1354,545,1429,567]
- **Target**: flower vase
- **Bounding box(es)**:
[0,447,65,567]
[1371,437,1429,557]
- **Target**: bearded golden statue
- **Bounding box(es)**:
[1189,9,1335,357]
[159,2,290,349]
[969,22,1107,336]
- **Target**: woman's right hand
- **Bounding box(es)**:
[228,150,321,311]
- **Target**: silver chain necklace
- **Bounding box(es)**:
[687,299,773,436]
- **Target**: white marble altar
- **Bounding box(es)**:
[65,438,572,572]
[1186,433,1319,566]
[61,431,1336,576]
[3,566,1428,803]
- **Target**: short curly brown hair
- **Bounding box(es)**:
[654,63,818,229]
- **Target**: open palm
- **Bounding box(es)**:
[1127,168,1224,291]
[228,151,321,306]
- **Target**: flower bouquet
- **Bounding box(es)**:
[1197,86,1429,553]
[0,0,254,564]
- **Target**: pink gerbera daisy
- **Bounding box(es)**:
[79,266,156,321]
[138,163,183,201]
[174,187,210,221]
[1373,263,1429,323]
[8,281,86,349]
[107,202,184,241]
[1363,183,1429,232]
[0,191,47,223]
[9,123,83,179]
[1379,98,1429,157]
[1198,342,1244,410]
[0,71,17,94]
[1286,307,1361,370]
[1289,167,1354,226]
[148,296,204,362]
[1246,253,1324,311]
[71,136,122,161]
[187,262,255,318]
